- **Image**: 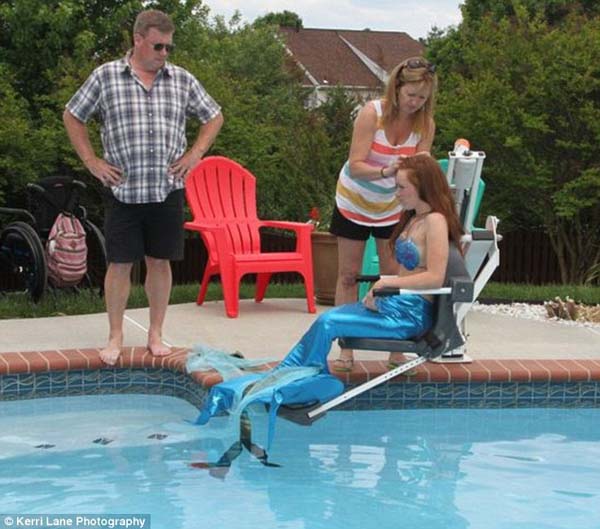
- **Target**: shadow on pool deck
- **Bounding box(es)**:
[0,298,598,360]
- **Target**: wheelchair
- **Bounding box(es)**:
[0,176,108,301]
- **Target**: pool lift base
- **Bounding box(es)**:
[309,355,429,421]
[276,356,430,425]
[277,354,433,426]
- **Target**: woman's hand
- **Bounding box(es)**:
[381,160,400,178]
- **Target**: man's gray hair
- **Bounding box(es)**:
[133,9,175,36]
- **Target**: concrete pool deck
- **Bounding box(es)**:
[1,298,600,395]
[1,298,599,362]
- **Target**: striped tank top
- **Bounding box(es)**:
[335,99,420,226]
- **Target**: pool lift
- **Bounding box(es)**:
[282,147,501,423]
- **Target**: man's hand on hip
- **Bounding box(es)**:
[86,157,123,186]
[169,149,204,182]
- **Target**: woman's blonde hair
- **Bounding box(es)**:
[382,57,437,135]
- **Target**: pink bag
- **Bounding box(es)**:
[46,213,88,287]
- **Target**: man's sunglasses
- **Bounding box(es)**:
[401,59,436,75]
[153,43,175,53]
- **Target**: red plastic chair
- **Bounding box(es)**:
[184,156,317,318]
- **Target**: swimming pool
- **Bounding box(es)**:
[2,393,600,529]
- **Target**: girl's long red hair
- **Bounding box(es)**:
[389,155,464,250]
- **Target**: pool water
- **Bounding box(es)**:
[1,394,600,529]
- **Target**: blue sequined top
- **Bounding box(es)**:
[394,237,422,271]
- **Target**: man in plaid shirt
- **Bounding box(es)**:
[64,9,223,365]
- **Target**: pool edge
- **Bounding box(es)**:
[2,349,600,385]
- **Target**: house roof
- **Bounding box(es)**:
[279,27,424,88]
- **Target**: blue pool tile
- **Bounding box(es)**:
[531,382,551,399]
[468,383,486,400]
[66,371,85,392]
[436,384,455,399]
[483,400,503,408]
[371,384,389,401]
[578,383,597,399]
[484,384,503,400]
[548,383,566,400]
[34,373,52,392]
[2,368,600,412]
[123,370,148,387]
[433,398,454,408]
[420,384,439,401]
[144,370,165,384]
[516,383,534,401]
[16,373,37,394]
[173,372,190,387]
[576,400,597,408]
[499,382,518,398]
[98,370,117,388]
[450,384,470,401]
[48,371,67,390]
[401,383,421,400]
[0,375,20,397]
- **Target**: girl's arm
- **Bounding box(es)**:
[375,213,449,290]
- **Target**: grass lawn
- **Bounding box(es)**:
[0,281,598,319]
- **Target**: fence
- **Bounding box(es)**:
[132,231,301,286]
[0,229,564,291]
[493,230,562,284]
[162,229,563,286]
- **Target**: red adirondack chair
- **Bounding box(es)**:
[184,156,317,318]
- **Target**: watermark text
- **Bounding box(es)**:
[1,515,150,529]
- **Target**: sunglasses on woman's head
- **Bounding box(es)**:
[153,43,175,53]
[401,59,436,74]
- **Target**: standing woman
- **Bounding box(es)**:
[329,57,437,371]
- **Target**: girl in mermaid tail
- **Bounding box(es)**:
[278,154,464,373]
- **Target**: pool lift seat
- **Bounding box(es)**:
[359,148,494,363]
[280,215,501,425]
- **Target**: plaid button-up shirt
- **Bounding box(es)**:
[66,53,221,204]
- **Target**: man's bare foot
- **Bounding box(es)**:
[100,339,122,366]
[147,335,171,357]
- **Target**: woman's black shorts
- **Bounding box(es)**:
[103,190,185,263]
[329,204,397,241]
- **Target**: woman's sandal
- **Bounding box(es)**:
[387,361,418,376]
[332,357,354,372]
[387,354,418,376]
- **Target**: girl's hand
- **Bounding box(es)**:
[362,287,379,311]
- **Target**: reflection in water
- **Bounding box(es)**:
[3,397,600,529]
[198,407,600,529]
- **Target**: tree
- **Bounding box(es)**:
[0,63,38,204]
[460,0,600,26]
[428,7,600,284]
[0,0,212,216]
[253,10,303,29]
[0,1,339,224]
